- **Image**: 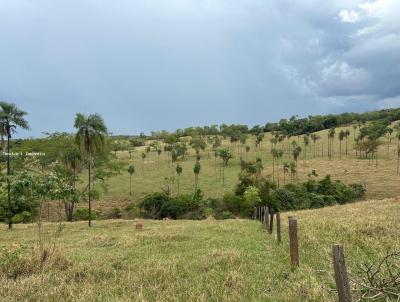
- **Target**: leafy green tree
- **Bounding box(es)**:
[60,146,83,221]
[243,186,261,213]
[74,113,108,227]
[128,165,135,195]
[357,121,388,167]
[193,161,201,191]
[190,136,206,155]
[0,102,29,229]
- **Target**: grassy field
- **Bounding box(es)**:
[1,198,399,301]
[90,124,400,213]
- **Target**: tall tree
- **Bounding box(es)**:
[193,161,201,191]
[128,165,135,195]
[176,164,182,194]
[310,134,320,157]
[218,148,233,186]
[303,135,309,160]
[74,113,108,227]
[141,152,146,175]
[328,128,335,159]
[339,130,345,159]
[0,102,29,230]
[344,129,350,155]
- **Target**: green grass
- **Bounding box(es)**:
[1,199,399,301]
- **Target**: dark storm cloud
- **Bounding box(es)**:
[0,0,399,137]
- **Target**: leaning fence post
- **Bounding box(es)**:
[276,212,281,243]
[264,206,269,231]
[288,217,299,267]
[332,244,352,302]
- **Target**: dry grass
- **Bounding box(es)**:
[1,199,399,301]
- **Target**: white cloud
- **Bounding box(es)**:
[338,10,361,22]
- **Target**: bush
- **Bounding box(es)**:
[139,192,170,219]
[12,211,33,224]
[350,183,366,199]
[276,175,363,211]
[218,211,235,220]
[73,208,97,221]
[140,190,205,219]
[202,207,214,218]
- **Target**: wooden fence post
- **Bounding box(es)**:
[332,244,352,302]
[276,212,281,243]
[263,206,269,231]
[253,207,256,220]
[288,218,299,267]
[269,212,274,234]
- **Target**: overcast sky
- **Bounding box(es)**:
[0,0,399,137]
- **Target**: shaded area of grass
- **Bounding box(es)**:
[1,199,399,301]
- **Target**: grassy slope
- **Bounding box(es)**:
[91,124,400,213]
[1,198,399,301]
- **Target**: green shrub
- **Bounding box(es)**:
[12,211,33,224]
[350,183,366,199]
[203,207,214,218]
[73,208,97,221]
[218,211,235,220]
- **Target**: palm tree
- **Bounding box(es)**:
[283,161,290,184]
[141,152,146,175]
[157,149,162,168]
[0,102,29,230]
[310,134,320,157]
[74,113,108,227]
[176,164,183,194]
[328,128,336,159]
[218,148,233,186]
[387,128,393,158]
[128,165,135,195]
[339,130,345,159]
[193,161,201,191]
[344,129,350,155]
[303,135,309,160]
[292,145,302,172]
